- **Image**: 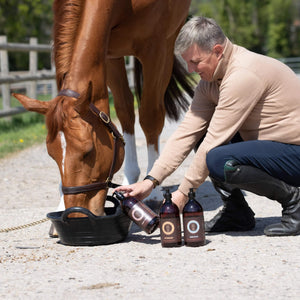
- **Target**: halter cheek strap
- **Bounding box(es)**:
[57,89,124,194]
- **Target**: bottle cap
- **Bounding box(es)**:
[188,188,195,199]
[113,191,125,200]
[164,189,172,202]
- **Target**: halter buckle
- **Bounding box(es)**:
[99,111,110,124]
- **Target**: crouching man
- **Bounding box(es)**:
[115,16,300,236]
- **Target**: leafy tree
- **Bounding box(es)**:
[0,0,53,42]
[190,0,299,57]
[266,0,293,57]
[0,0,54,70]
[191,0,266,52]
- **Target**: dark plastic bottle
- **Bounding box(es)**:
[113,191,159,234]
[183,188,205,247]
[159,189,182,247]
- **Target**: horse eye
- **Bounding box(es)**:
[82,143,94,158]
[83,149,93,159]
[71,114,80,119]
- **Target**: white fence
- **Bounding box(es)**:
[0,36,56,117]
[0,36,134,118]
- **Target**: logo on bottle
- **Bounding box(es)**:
[129,202,154,227]
[183,215,204,241]
[161,221,175,235]
[186,220,200,234]
[131,206,143,222]
[160,218,181,242]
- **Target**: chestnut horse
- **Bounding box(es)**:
[13,0,194,218]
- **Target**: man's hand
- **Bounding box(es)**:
[171,189,188,212]
[114,180,154,201]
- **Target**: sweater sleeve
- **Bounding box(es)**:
[178,69,265,195]
[149,82,215,185]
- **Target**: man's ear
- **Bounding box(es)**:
[213,44,224,60]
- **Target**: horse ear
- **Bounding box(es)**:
[12,93,50,115]
[75,82,93,116]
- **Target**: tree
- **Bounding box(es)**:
[0,0,54,70]
[190,0,299,57]
[266,0,293,58]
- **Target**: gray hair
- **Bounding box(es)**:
[175,16,226,55]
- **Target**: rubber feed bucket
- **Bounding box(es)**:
[47,196,132,246]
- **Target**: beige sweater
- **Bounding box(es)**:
[149,39,300,195]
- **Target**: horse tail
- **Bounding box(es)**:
[134,56,196,121]
[164,56,195,121]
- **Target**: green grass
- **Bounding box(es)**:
[0,93,121,159]
[0,109,47,159]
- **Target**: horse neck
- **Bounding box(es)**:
[53,0,111,116]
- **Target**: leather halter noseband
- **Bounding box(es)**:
[57,89,124,195]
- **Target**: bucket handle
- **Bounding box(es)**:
[62,207,97,223]
[61,196,120,223]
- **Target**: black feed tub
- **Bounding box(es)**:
[47,196,132,246]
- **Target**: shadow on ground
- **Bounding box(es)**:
[144,181,222,213]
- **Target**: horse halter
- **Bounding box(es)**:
[57,89,124,195]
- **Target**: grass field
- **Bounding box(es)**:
[0,93,118,159]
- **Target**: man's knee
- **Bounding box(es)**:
[206,147,227,181]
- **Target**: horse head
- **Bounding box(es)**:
[13,86,125,217]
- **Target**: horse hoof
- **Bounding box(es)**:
[49,223,59,238]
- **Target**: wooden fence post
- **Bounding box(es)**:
[127,56,134,89]
[0,36,11,112]
[29,37,37,99]
[51,58,57,98]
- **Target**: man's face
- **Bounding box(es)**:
[181,43,222,82]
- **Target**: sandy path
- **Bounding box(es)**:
[0,118,299,299]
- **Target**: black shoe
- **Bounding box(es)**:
[224,160,300,236]
[205,189,255,232]
[264,198,300,236]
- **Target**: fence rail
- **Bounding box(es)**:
[278,57,300,74]
[0,36,134,118]
[0,71,55,85]
[0,36,56,118]
[0,40,52,52]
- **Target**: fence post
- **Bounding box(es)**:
[0,36,11,112]
[29,37,37,99]
[51,58,57,98]
[127,56,134,89]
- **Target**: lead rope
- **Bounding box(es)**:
[0,217,49,233]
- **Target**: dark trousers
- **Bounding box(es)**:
[206,139,300,187]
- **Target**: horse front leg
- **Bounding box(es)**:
[138,48,174,202]
[139,108,164,202]
[107,58,140,185]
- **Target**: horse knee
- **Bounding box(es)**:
[139,110,164,144]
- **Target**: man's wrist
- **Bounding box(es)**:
[143,175,160,188]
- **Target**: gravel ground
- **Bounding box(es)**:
[0,117,299,300]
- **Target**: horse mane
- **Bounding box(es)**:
[50,1,84,142]
[46,98,66,143]
[52,0,84,90]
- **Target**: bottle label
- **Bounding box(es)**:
[160,217,181,244]
[183,214,205,243]
[128,202,157,229]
